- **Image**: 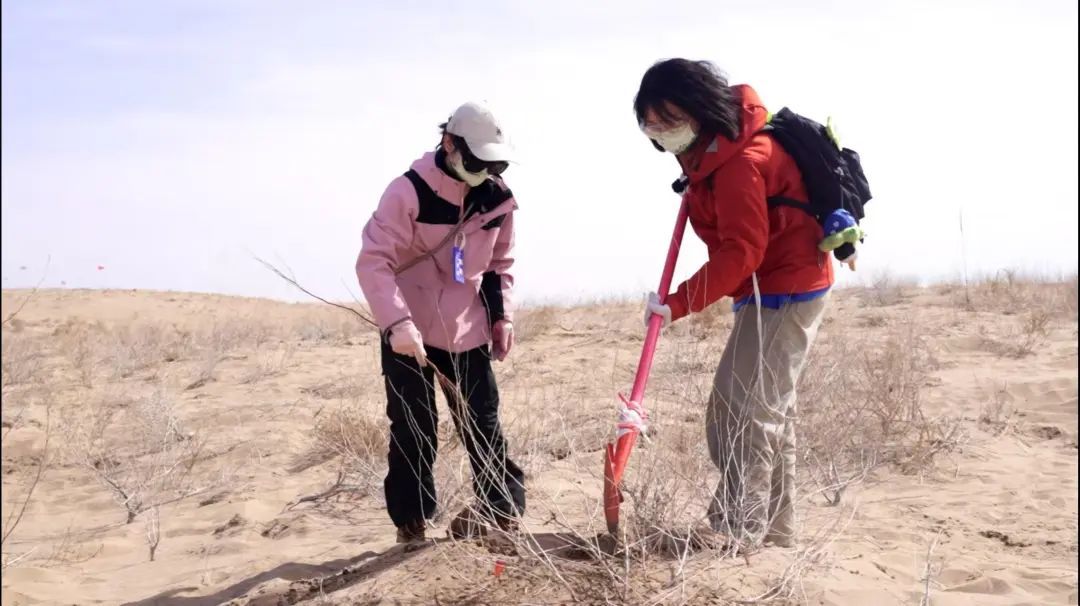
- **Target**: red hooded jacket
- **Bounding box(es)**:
[666,84,833,321]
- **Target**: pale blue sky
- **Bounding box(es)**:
[2,0,1077,303]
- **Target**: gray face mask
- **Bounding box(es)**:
[449,151,489,186]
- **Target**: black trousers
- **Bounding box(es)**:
[381,342,526,528]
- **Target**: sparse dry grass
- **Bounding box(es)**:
[1008,309,1054,358]
[300,375,366,401]
[506,387,609,473]
[239,345,295,385]
[860,272,919,307]
[366,287,980,603]
[684,298,734,339]
[953,270,1077,320]
[307,398,387,499]
[1,394,52,569]
[61,326,98,388]
[288,310,365,344]
[976,307,1056,359]
[798,319,962,484]
[978,384,1015,436]
[105,325,193,380]
[1,279,1075,604]
[1,335,43,387]
[513,305,561,342]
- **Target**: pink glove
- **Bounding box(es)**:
[492,319,514,362]
[389,321,427,366]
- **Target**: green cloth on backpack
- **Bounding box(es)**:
[819,224,864,253]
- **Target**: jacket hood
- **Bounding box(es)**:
[684,84,769,183]
[410,151,471,204]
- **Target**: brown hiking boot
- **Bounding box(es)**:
[764,532,795,548]
[396,519,426,543]
[448,507,486,540]
[447,507,518,540]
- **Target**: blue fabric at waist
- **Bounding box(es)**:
[732,286,830,312]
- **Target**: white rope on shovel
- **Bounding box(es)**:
[615,393,651,443]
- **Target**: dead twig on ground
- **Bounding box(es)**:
[285,470,359,511]
[920,530,944,606]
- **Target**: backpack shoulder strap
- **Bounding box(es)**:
[393,170,465,277]
[766,195,819,221]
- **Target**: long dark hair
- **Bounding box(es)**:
[633,59,741,148]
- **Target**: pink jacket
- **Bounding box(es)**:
[356,151,518,353]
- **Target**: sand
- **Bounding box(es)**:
[1,283,1076,605]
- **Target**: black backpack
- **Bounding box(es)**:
[761,107,872,262]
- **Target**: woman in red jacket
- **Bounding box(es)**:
[635,59,832,550]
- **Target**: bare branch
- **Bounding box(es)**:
[2,255,51,327]
[252,256,376,329]
[1,403,51,550]
[255,255,467,413]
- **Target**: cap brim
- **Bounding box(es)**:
[469,141,516,163]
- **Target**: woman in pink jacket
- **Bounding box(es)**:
[356,101,524,543]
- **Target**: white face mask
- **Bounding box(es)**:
[644,123,698,155]
[449,152,489,187]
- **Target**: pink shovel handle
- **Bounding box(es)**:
[629,197,690,405]
[604,196,691,533]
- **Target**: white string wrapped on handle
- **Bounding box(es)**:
[615,393,650,441]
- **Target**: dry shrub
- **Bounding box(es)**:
[651,330,719,410]
[1,396,52,569]
[798,319,961,485]
[300,375,366,401]
[483,416,833,604]
[239,345,295,384]
[309,400,387,499]
[29,523,103,569]
[860,272,918,307]
[977,309,1055,359]
[185,349,222,391]
[957,270,1077,320]
[288,310,364,344]
[1066,273,1078,318]
[197,318,274,354]
[184,321,256,390]
[103,324,195,380]
[654,337,717,384]
[620,421,715,552]
[533,311,957,603]
[59,326,99,387]
[978,384,1014,436]
[505,388,609,474]
[468,335,855,602]
[513,305,559,342]
[280,314,941,604]
[64,387,222,524]
[1,334,44,386]
[682,299,734,340]
[859,313,887,328]
[294,321,342,343]
[1009,309,1053,357]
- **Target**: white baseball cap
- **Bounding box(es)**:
[446,101,515,162]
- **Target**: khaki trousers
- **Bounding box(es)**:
[706,295,827,547]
